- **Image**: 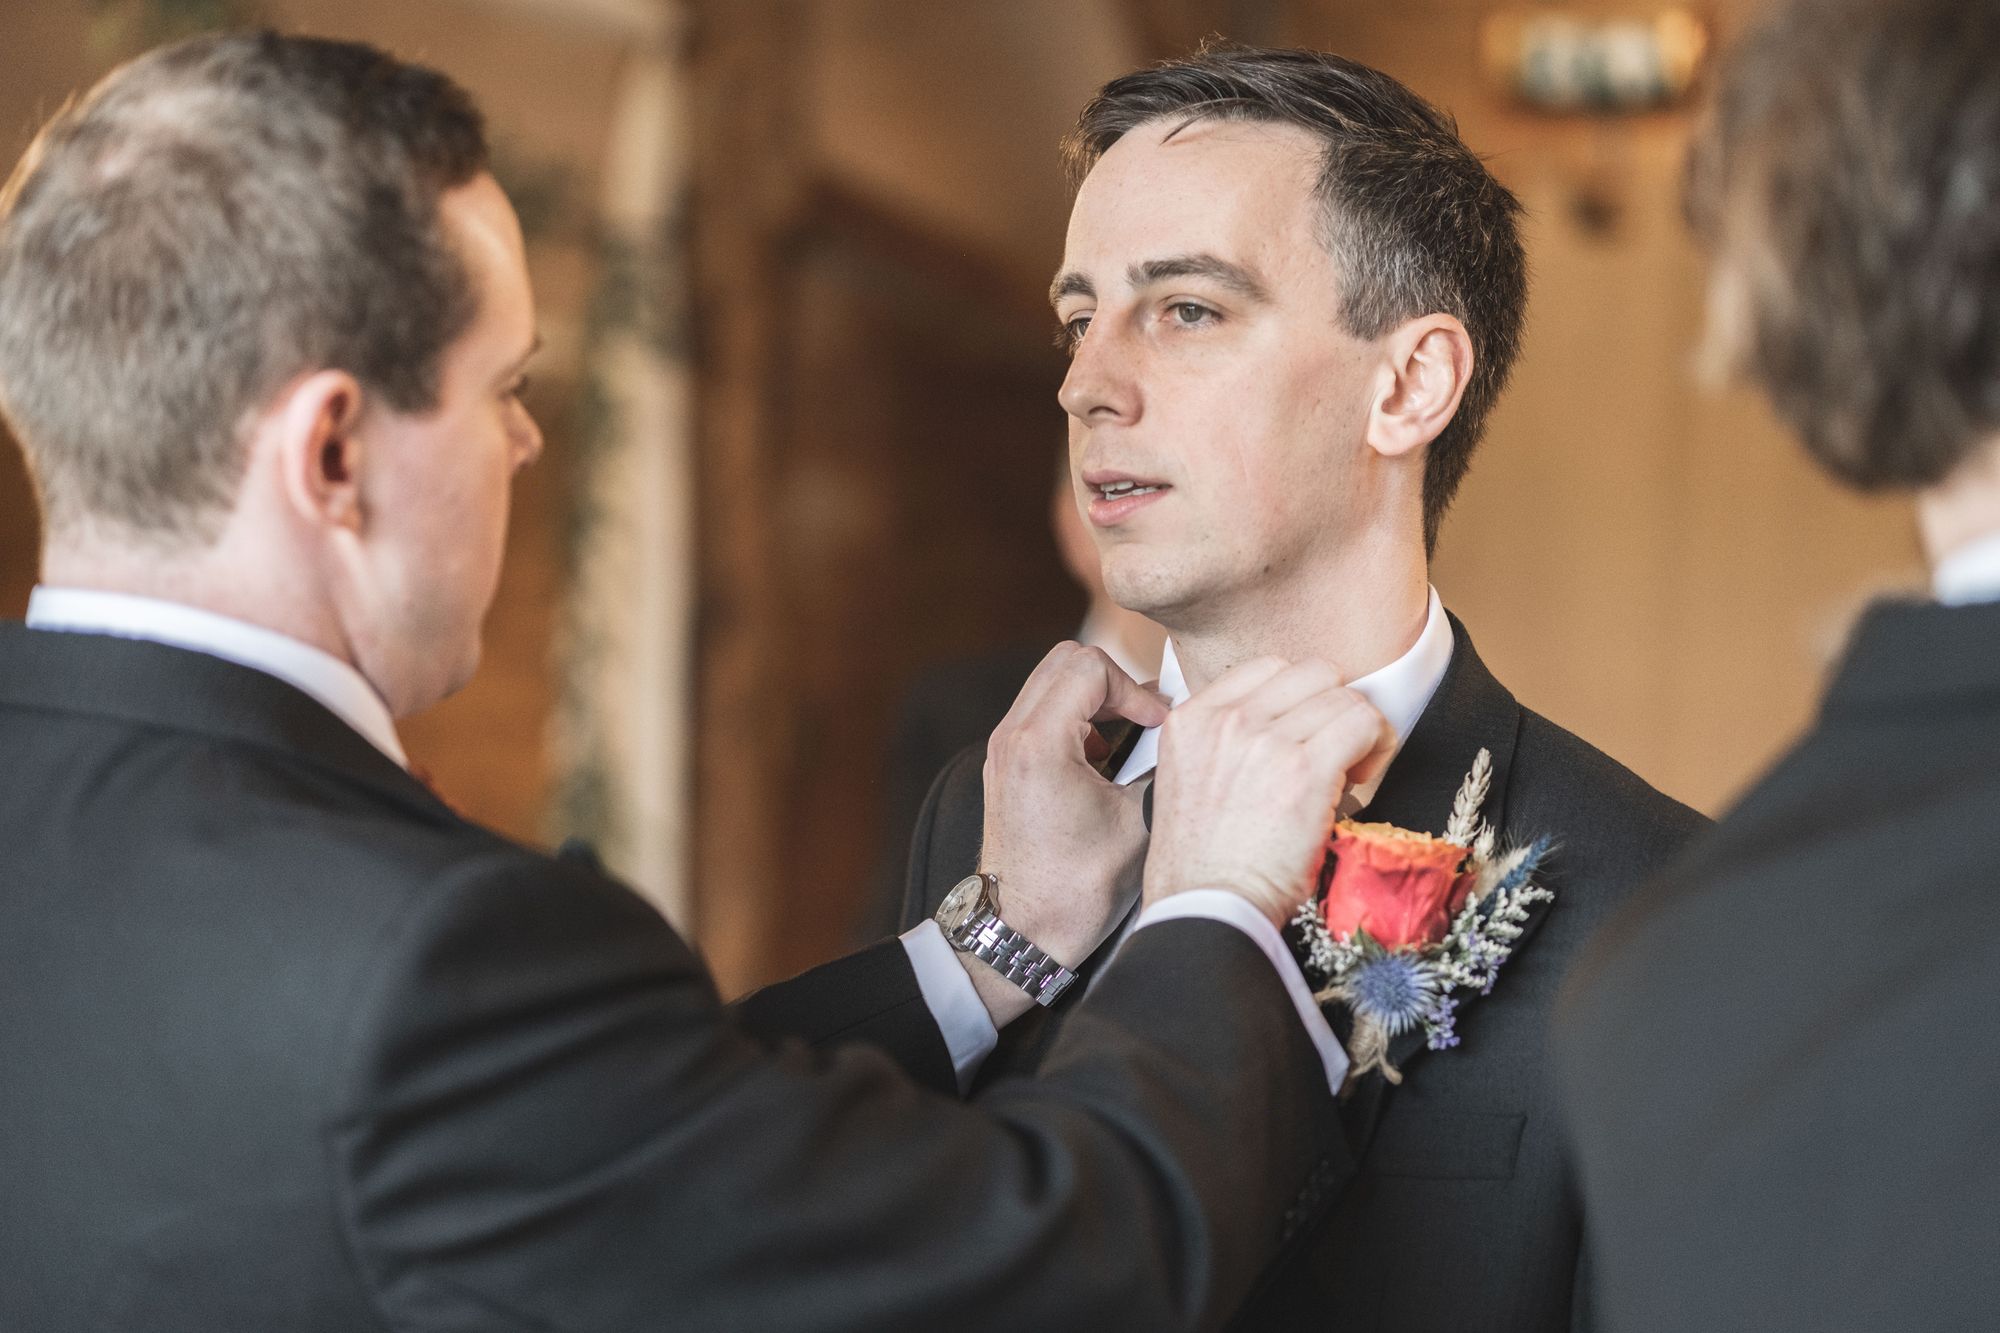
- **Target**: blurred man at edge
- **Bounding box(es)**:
[1557,1,2000,1327]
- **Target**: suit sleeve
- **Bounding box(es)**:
[328,851,1347,1333]
[732,938,958,1096]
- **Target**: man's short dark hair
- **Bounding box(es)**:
[0,30,488,545]
[1065,45,1528,554]
[1686,0,2000,492]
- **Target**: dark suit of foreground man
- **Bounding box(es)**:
[1556,1,2000,1328]
[906,47,1704,1331]
[0,32,1395,1331]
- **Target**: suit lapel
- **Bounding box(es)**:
[1352,614,1521,839]
[1340,616,1530,1127]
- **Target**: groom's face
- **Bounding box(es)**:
[1052,117,1380,628]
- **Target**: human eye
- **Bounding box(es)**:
[505,375,532,402]
[1054,311,1093,354]
[1166,300,1217,328]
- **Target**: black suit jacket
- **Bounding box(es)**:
[902,616,1707,1330]
[0,623,1349,1332]
[857,642,1050,941]
[1555,598,2000,1332]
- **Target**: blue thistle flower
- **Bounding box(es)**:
[1349,954,1440,1036]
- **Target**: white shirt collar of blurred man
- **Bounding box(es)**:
[1932,529,2000,607]
[23,585,407,769]
[1113,584,1456,815]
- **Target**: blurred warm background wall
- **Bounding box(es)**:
[1,0,1921,996]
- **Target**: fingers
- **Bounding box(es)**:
[1181,654,1288,711]
[1278,687,1397,800]
[1240,659,1345,725]
[1178,658,1350,737]
[1269,681,1382,747]
[992,642,1167,766]
[1336,701,1399,793]
[978,646,1162,978]
[1090,654,1170,729]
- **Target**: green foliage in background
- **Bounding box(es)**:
[548,191,692,854]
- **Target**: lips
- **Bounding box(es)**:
[1083,469,1171,527]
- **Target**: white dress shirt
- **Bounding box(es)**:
[25,586,407,766]
[905,587,1455,1096]
[1933,530,2000,606]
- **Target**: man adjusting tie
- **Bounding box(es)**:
[0,30,1391,1331]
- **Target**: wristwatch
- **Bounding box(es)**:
[934,872,1079,1007]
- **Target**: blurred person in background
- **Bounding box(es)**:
[1557,0,2000,1326]
[0,29,1402,1331]
[902,45,1707,1331]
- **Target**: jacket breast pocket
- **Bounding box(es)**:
[1365,1109,1526,1180]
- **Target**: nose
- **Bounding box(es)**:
[1056,320,1140,427]
[513,407,545,471]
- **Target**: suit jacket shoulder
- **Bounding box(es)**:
[858,642,1049,939]
[1509,705,1709,933]
[902,741,989,928]
[1555,599,2000,1332]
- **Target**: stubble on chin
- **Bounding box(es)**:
[1100,546,1205,627]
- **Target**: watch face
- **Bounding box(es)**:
[937,875,987,936]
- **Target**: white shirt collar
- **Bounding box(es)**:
[1113,585,1455,812]
[24,586,408,768]
[1932,530,2000,607]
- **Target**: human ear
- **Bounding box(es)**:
[1365,314,1474,460]
[270,370,368,533]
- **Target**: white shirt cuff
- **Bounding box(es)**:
[1132,891,1350,1095]
[899,919,998,1093]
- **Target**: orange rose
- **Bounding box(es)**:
[1318,820,1475,952]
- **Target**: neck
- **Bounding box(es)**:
[1168,534,1430,693]
[1917,435,2000,569]
[41,525,343,663]
[1079,599,1169,680]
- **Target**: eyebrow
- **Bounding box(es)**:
[1047,253,1271,309]
[503,332,544,378]
[1049,271,1094,308]
[1131,254,1271,302]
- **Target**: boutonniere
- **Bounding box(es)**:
[1292,748,1555,1092]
